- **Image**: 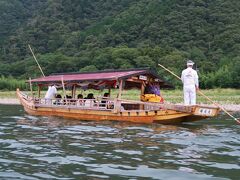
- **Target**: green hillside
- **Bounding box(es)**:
[0,0,239,88]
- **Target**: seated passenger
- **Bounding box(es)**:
[100,92,109,107]
[66,95,71,98]
[77,94,84,106]
[141,82,164,103]
[54,94,62,105]
[85,93,95,107]
[66,95,77,105]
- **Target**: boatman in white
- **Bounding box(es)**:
[44,84,57,104]
[181,60,199,105]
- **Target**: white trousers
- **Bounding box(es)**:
[183,85,196,105]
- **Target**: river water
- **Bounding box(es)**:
[0,105,239,180]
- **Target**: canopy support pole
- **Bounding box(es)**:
[114,79,123,113]
[37,85,41,98]
[140,81,145,110]
[118,79,123,99]
[140,81,145,99]
[61,76,67,99]
[72,84,76,98]
[29,78,33,98]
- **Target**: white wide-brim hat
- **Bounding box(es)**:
[187,60,194,66]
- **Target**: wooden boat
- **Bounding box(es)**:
[17,68,220,124]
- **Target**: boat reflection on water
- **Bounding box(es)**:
[16,115,221,139]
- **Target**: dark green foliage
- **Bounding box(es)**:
[79,65,98,73]
[0,0,239,89]
[0,76,27,91]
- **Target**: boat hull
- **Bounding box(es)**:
[17,89,219,124]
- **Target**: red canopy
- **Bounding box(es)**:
[31,69,155,82]
[30,68,172,89]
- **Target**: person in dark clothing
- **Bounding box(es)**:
[101,92,110,107]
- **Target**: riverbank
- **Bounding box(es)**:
[0,98,239,112]
[0,98,20,105]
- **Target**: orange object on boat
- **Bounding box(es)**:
[141,94,164,103]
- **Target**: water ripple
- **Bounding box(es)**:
[0,105,239,179]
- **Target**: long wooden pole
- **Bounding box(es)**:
[158,63,240,123]
[28,44,45,77]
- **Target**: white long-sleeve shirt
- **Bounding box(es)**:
[181,67,199,87]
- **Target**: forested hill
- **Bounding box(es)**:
[0,0,239,88]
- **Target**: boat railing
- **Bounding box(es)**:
[33,97,115,110]
[19,91,34,102]
[31,95,164,112]
[32,96,163,111]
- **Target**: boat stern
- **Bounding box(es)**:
[193,105,220,117]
